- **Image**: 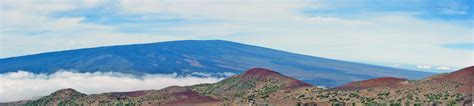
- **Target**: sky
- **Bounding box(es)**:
[0,0,473,72]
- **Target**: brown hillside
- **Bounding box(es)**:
[330,77,407,91]
[191,68,312,102]
[430,66,473,93]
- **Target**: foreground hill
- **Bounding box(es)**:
[3,67,471,106]
[23,86,220,106]
[6,68,314,105]
[289,66,473,104]
[0,40,432,87]
[330,77,408,91]
[25,88,87,105]
[191,68,312,101]
[427,66,473,93]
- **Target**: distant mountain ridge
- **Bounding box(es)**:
[0,40,432,87]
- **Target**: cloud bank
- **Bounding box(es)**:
[0,70,224,102]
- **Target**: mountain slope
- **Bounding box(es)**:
[331,77,408,91]
[19,86,221,106]
[79,86,221,105]
[263,66,472,104]
[191,68,312,101]
[0,40,432,87]
[426,66,473,93]
[329,66,472,93]
[300,66,473,104]
[25,88,86,105]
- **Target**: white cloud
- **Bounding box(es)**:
[435,66,453,70]
[391,64,401,67]
[119,0,308,21]
[0,70,223,102]
[191,72,236,77]
[417,65,432,69]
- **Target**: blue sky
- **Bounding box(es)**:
[0,0,472,72]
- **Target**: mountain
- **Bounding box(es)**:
[311,66,473,104]
[425,66,473,93]
[79,86,221,105]
[191,68,312,101]
[0,40,432,87]
[262,66,472,104]
[18,86,221,106]
[25,88,87,105]
[335,66,473,93]
[2,67,472,105]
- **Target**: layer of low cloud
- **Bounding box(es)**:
[435,66,454,70]
[417,65,432,69]
[191,72,236,77]
[0,70,224,102]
